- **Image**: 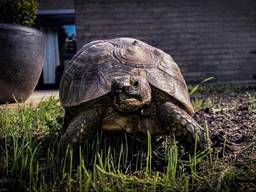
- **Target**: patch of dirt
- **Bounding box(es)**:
[194,89,256,163]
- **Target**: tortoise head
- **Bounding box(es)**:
[111,75,151,113]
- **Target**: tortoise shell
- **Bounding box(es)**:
[60,38,194,115]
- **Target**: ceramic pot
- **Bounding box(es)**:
[0,24,44,104]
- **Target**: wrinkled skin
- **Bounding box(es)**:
[61,76,206,152]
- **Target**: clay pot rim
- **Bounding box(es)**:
[0,23,43,36]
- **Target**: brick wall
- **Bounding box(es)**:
[39,0,74,10]
[75,0,256,83]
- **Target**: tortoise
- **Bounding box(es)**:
[59,37,206,150]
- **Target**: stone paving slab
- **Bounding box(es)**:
[0,90,59,109]
[27,90,59,103]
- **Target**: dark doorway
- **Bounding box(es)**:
[35,10,76,89]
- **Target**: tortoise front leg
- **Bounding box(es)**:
[158,102,206,152]
[61,109,103,145]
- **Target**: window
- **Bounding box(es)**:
[62,25,76,56]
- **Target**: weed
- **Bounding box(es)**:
[189,77,214,96]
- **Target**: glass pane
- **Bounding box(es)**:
[63,25,76,55]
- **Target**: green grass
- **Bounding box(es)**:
[247,93,256,112]
[188,82,256,95]
[189,82,256,112]
[0,96,255,191]
[0,96,63,136]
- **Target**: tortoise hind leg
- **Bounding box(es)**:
[158,102,207,152]
[61,110,103,145]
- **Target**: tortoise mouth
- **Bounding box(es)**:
[119,92,142,101]
[112,92,144,113]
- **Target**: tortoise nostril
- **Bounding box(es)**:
[133,80,139,87]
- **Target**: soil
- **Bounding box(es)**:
[193,86,256,164]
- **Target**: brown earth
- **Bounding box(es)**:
[194,87,256,160]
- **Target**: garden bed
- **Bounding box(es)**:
[0,84,255,192]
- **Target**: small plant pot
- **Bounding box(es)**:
[0,24,44,104]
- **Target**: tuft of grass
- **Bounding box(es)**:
[189,82,256,95]
[191,97,218,112]
[247,93,256,112]
[189,77,214,96]
[0,96,64,136]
